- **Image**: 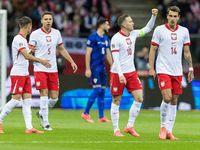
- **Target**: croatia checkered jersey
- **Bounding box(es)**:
[10,33,29,76]
[86,32,109,71]
[151,24,191,76]
[29,27,63,72]
[110,30,141,75]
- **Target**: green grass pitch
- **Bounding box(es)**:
[0,109,199,150]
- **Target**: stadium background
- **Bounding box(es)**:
[1,0,200,110]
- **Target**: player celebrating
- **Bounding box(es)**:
[149,6,194,140]
[0,16,51,133]
[28,11,77,131]
[110,9,158,137]
[81,18,113,123]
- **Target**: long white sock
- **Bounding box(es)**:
[40,96,49,126]
[127,101,142,128]
[0,99,19,123]
[166,104,177,134]
[22,98,33,129]
[48,98,58,108]
[160,101,169,128]
[111,103,120,133]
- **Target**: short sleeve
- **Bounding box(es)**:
[151,27,160,46]
[183,28,191,46]
[110,35,120,53]
[57,30,63,46]
[29,32,37,47]
[86,34,95,48]
[15,38,26,52]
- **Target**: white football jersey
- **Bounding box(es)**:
[151,24,191,76]
[29,27,63,72]
[10,33,29,76]
[111,30,140,74]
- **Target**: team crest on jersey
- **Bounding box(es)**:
[19,43,23,47]
[87,40,91,45]
[112,44,115,49]
[126,38,132,45]
[46,36,52,42]
[171,33,177,40]
[19,87,23,92]
[36,81,40,87]
[113,87,118,92]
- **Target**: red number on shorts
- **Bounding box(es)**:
[48,48,51,55]
[171,47,177,55]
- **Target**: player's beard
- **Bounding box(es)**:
[104,29,108,34]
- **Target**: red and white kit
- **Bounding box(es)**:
[29,27,63,90]
[110,30,143,95]
[151,24,190,93]
[10,33,31,94]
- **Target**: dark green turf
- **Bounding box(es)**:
[0,109,199,150]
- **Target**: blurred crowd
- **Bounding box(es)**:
[0,0,123,46]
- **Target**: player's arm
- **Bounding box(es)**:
[148,44,158,80]
[138,9,158,37]
[112,51,126,85]
[184,45,194,83]
[85,47,93,78]
[105,48,113,67]
[57,44,77,73]
[20,48,51,68]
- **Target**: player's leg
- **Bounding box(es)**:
[48,73,59,108]
[22,93,44,134]
[110,72,124,136]
[82,85,101,123]
[82,69,101,123]
[34,72,50,130]
[97,71,111,122]
[125,89,142,137]
[0,94,20,133]
[157,74,173,139]
[0,76,25,133]
[166,76,182,140]
[111,95,124,136]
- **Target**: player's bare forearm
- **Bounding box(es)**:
[106,49,113,66]
[85,47,92,70]
[184,46,193,67]
[149,44,157,70]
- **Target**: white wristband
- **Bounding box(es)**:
[189,67,194,71]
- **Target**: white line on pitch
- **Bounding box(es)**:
[0,141,200,144]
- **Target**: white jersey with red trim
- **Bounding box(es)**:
[110,30,140,74]
[151,24,191,76]
[10,33,29,76]
[29,27,63,72]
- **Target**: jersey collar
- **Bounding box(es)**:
[41,27,52,34]
[17,33,26,39]
[119,30,130,37]
[165,23,179,32]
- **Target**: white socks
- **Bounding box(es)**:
[22,98,33,129]
[48,98,58,108]
[40,96,49,126]
[111,103,120,133]
[166,104,177,134]
[127,101,142,128]
[0,99,19,123]
[160,101,169,128]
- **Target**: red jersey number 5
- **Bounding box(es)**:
[48,48,51,55]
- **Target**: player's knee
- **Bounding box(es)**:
[163,96,172,103]
[112,96,121,105]
[136,97,143,103]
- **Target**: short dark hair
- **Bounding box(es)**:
[41,11,53,19]
[117,14,129,28]
[96,18,108,29]
[19,16,32,28]
[167,6,180,15]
